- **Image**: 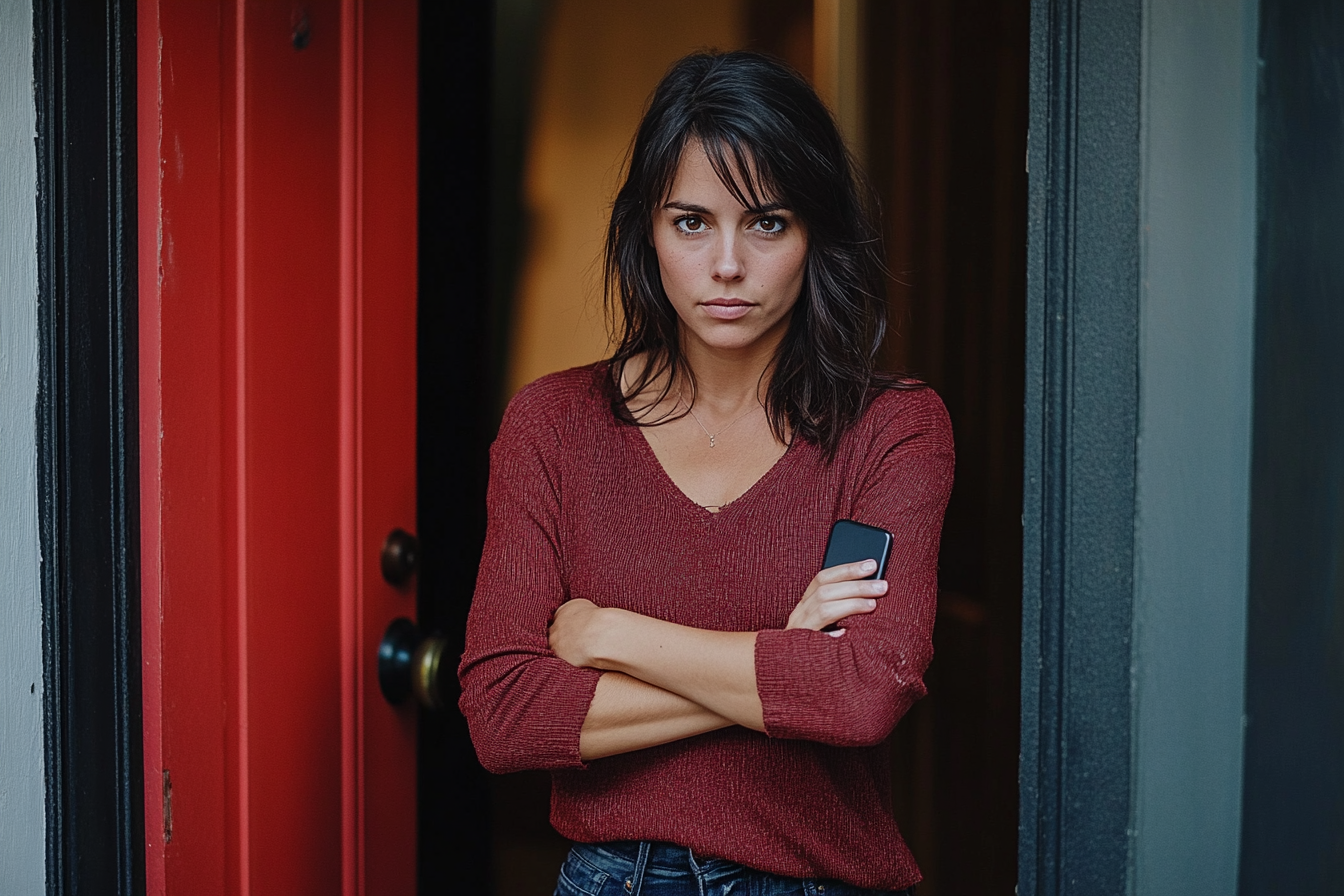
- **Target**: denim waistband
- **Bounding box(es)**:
[580,839,729,873]
[563,840,916,895]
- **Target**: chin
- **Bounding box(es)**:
[700,334,775,354]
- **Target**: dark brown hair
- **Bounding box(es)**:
[604,51,912,457]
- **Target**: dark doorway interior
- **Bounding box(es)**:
[415,3,1027,894]
[866,3,1027,893]
[416,3,495,894]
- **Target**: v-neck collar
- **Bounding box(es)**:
[622,419,803,520]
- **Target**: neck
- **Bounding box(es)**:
[618,328,785,421]
[678,346,773,414]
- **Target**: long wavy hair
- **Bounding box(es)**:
[604,51,913,457]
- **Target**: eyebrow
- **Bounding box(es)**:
[662,200,791,216]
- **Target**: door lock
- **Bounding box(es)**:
[380,528,420,588]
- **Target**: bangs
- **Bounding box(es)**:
[654,130,788,213]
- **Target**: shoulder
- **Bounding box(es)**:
[817,384,953,488]
[833,384,954,506]
[857,383,953,453]
[505,363,609,418]
[499,363,611,438]
[497,365,615,462]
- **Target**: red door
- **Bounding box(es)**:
[137,2,419,893]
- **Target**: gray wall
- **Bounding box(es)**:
[0,0,45,891]
[1240,0,1344,889]
[1132,0,1259,892]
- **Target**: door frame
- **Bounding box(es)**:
[33,0,146,892]
[34,2,1205,894]
[1020,1,1141,892]
[1022,2,1261,894]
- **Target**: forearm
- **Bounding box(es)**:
[579,671,733,760]
[586,609,765,732]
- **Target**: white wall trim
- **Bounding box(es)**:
[0,0,47,891]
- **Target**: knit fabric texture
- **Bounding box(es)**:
[457,365,954,890]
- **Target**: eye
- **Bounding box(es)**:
[752,215,787,235]
[674,215,707,235]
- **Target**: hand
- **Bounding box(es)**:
[548,598,607,668]
[786,560,887,635]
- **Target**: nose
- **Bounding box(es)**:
[710,232,744,283]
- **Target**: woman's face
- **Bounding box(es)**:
[652,141,808,361]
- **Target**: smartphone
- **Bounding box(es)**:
[821,519,893,580]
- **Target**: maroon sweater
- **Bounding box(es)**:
[457,365,953,890]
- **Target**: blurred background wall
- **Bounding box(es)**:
[505,0,746,393]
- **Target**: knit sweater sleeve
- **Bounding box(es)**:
[456,380,602,774]
[754,389,954,746]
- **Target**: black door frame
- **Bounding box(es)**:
[33,0,145,893]
[1020,1,1142,894]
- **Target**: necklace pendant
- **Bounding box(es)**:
[709,435,716,448]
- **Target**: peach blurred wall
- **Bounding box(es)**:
[506,0,746,395]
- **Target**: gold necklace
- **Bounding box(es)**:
[680,390,759,448]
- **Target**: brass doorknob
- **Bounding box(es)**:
[377,617,448,710]
[381,528,420,588]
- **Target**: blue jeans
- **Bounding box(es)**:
[553,841,917,896]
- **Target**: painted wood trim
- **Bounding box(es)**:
[1,1,47,891]
[34,0,146,892]
[135,0,163,886]
[1022,1,1142,893]
[138,3,231,890]
[338,6,364,892]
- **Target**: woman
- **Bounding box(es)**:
[458,51,953,896]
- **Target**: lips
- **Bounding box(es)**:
[701,298,753,321]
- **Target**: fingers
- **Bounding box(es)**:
[787,578,887,631]
[812,577,888,608]
[819,597,880,625]
[787,598,875,632]
[814,558,881,585]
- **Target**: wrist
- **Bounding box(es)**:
[585,606,630,671]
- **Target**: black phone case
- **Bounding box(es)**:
[821,519,893,579]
